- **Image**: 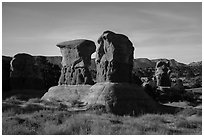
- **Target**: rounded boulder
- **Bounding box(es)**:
[82,82,159,115]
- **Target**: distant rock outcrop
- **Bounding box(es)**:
[154,61,171,87]
[152,59,187,68]
[57,39,96,85]
[133,58,155,69]
[10,53,43,89]
[96,31,134,83]
[188,61,202,67]
[9,53,61,90]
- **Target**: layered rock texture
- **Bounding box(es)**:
[42,31,161,115]
[96,31,134,83]
[42,82,160,115]
[57,39,96,85]
[42,85,91,104]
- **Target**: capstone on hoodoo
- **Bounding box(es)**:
[57,39,96,85]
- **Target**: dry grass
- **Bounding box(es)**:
[2,101,202,135]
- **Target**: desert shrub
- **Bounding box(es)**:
[2,109,15,117]
[41,114,93,135]
[3,102,46,114]
[30,109,72,126]
[87,104,107,115]
[191,76,202,88]
[2,117,37,135]
[4,96,25,104]
[91,119,125,135]
[2,100,202,135]
[2,109,73,135]
[2,102,20,113]
[176,108,202,117]
[182,91,197,103]
[176,119,201,129]
[183,76,202,89]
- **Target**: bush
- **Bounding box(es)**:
[41,114,93,135]
[176,119,201,129]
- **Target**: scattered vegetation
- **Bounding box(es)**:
[2,96,202,135]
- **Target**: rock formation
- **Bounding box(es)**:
[82,82,159,115]
[2,56,12,91]
[41,85,91,104]
[10,53,43,89]
[34,56,62,89]
[57,39,96,85]
[9,53,61,90]
[41,31,166,115]
[171,79,185,91]
[96,31,134,83]
[154,61,171,87]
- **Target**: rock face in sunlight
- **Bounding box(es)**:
[57,39,96,85]
[154,61,171,87]
[41,85,91,103]
[96,31,134,83]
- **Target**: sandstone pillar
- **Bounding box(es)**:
[155,61,171,87]
[57,39,96,85]
[96,31,134,83]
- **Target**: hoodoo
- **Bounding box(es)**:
[57,39,96,85]
[42,31,161,115]
[96,31,134,83]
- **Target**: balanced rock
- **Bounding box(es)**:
[57,39,96,85]
[96,31,134,83]
[82,82,159,115]
[154,61,171,87]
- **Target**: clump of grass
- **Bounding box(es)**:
[41,114,93,135]
[2,108,17,117]
[4,96,25,105]
[176,108,202,117]
[176,119,201,129]
[2,116,37,135]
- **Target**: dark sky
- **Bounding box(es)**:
[2,2,202,63]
